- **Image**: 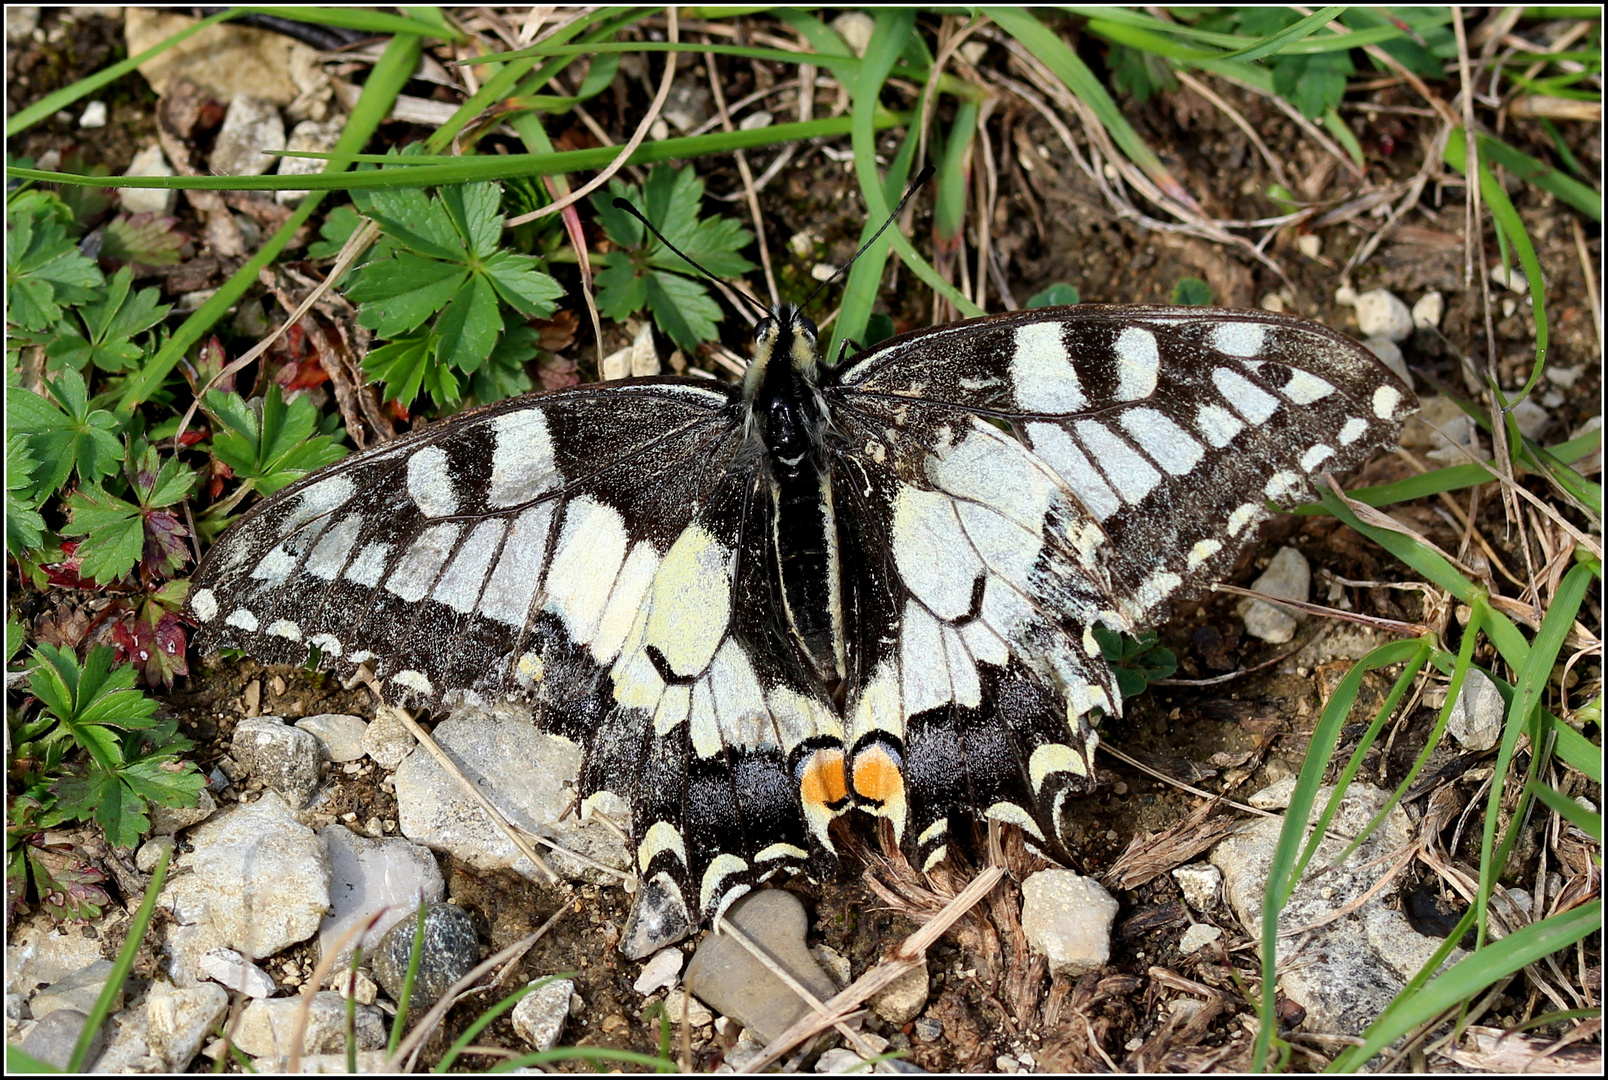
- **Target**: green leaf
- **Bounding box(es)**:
[61,487,145,584]
[305,203,366,259]
[6,368,125,495]
[360,186,463,260]
[99,212,185,266]
[1092,627,1178,698]
[1171,277,1213,305]
[472,322,537,404]
[1272,50,1354,118]
[1109,43,1178,102]
[645,270,724,354]
[441,181,503,260]
[5,193,103,329]
[363,334,450,409]
[434,273,502,373]
[348,251,467,336]
[1027,283,1080,308]
[481,249,563,316]
[205,383,348,496]
[594,252,650,322]
[6,434,46,554]
[43,265,171,372]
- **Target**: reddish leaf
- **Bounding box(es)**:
[43,542,92,590]
[141,508,191,582]
[114,606,189,687]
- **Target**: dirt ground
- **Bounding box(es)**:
[7,8,1601,1074]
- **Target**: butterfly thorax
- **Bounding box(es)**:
[744,305,848,691]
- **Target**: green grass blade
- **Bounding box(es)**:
[70,845,172,1070]
[1478,132,1603,221]
[1529,780,1603,843]
[1445,127,1550,395]
[1252,637,1433,1070]
[1069,6,1449,55]
[1323,106,1365,169]
[9,115,895,193]
[1325,900,1602,1071]
[987,7,1198,210]
[237,6,462,39]
[115,29,424,412]
[1551,716,1603,784]
[6,8,243,137]
[1316,484,1532,667]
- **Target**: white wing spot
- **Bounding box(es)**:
[1283,369,1336,404]
[1212,367,1280,424]
[385,524,462,603]
[1113,326,1160,401]
[1264,470,1303,502]
[1373,385,1403,419]
[267,619,301,641]
[1300,444,1336,471]
[392,669,433,695]
[545,498,629,645]
[1194,403,1245,448]
[644,523,731,678]
[1227,502,1262,537]
[480,503,554,627]
[1210,321,1267,358]
[192,588,218,622]
[251,545,299,585]
[1028,422,1120,520]
[305,515,362,580]
[1075,421,1161,504]
[1011,322,1086,413]
[225,607,259,632]
[406,446,457,517]
[345,542,392,588]
[1187,538,1222,568]
[893,487,985,621]
[592,542,661,666]
[433,519,506,614]
[308,633,342,657]
[1338,417,1370,445]
[1118,407,1203,475]
[487,409,561,508]
[1137,569,1182,612]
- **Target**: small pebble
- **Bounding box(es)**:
[1363,336,1410,385]
[1490,264,1528,293]
[1236,547,1310,645]
[1411,291,1443,330]
[512,977,574,1052]
[1020,870,1118,977]
[1295,234,1321,258]
[79,100,107,128]
[1447,668,1504,752]
[633,948,683,996]
[1180,923,1224,953]
[371,903,479,1009]
[1172,863,1222,912]
[913,1016,944,1041]
[1354,289,1413,342]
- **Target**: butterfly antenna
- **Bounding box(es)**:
[802,164,934,310]
[611,199,774,321]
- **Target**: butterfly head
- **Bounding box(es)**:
[744,303,821,400]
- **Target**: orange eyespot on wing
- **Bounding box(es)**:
[850,744,905,807]
[798,747,850,812]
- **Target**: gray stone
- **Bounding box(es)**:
[1510,398,1550,442]
[145,981,229,1071]
[29,959,123,1019]
[684,889,838,1045]
[1363,336,1410,385]
[1179,923,1223,953]
[370,902,478,1009]
[868,957,927,1025]
[362,705,415,769]
[662,989,712,1027]
[633,948,683,995]
[136,835,175,873]
[19,1008,101,1070]
[810,944,850,987]
[198,947,276,998]
[317,824,444,969]
[1211,782,1465,1037]
[1171,863,1222,912]
[124,8,320,104]
[287,1050,393,1072]
[661,80,711,133]
[6,916,105,996]
[79,100,107,128]
[1354,289,1413,342]
[1237,547,1310,645]
[6,7,39,41]
[88,1005,158,1073]
[619,873,693,959]
[511,977,574,1052]
[816,1047,869,1072]
[159,793,331,988]
[1447,668,1505,752]
[1411,291,1444,330]
[149,786,216,835]
[232,715,323,806]
[276,119,345,206]
[394,717,628,884]
[210,95,285,177]
[233,992,385,1057]
[327,968,378,1006]
[1404,395,1484,467]
[120,144,175,216]
[1020,869,1118,977]
[296,713,367,762]
[913,1016,943,1041]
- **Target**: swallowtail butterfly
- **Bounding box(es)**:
[189,239,1414,931]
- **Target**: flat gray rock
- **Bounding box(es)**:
[296,713,368,762]
[28,958,122,1020]
[209,94,285,177]
[1212,782,1465,1037]
[144,981,229,1071]
[511,977,574,1052]
[233,992,385,1058]
[393,717,628,884]
[684,889,837,1045]
[1236,546,1310,645]
[159,793,331,988]
[198,947,276,998]
[19,1008,101,1070]
[1447,668,1504,752]
[363,705,416,769]
[317,824,444,968]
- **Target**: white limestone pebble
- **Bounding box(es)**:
[1020,869,1119,977]
[1412,290,1444,330]
[1236,546,1311,645]
[512,977,574,1052]
[121,144,175,215]
[1354,289,1414,342]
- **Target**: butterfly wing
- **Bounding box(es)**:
[827,305,1415,863]
[189,378,840,924]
